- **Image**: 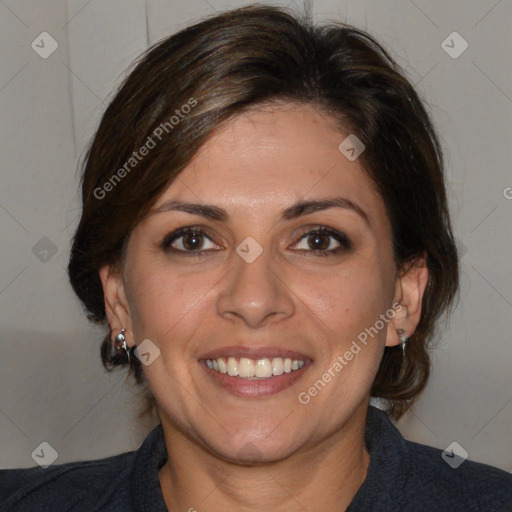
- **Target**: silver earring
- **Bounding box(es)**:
[397,329,408,355]
[115,328,131,364]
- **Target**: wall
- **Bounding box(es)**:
[1,0,510,472]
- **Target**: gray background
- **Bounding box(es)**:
[1,0,511,472]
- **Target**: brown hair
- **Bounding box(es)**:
[68,3,459,420]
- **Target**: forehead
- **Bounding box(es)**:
[152,102,387,227]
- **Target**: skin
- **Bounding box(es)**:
[100,101,428,511]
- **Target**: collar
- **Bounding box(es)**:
[132,422,168,511]
[130,405,409,511]
[347,405,410,510]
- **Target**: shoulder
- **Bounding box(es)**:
[359,406,512,511]
[0,451,136,512]
[403,438,512,511]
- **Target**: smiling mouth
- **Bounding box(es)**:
[202,356,307,379]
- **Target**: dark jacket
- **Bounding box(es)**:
[1,406,511,511]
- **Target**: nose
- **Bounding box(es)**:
[216,244,295,328]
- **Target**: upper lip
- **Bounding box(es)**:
[198,345,312,361]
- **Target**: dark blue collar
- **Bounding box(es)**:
[129,405,406,511]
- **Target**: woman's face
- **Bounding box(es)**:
[106,102,410,462]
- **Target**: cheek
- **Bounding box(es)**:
[303,263,392,340]
[124,260,216,341]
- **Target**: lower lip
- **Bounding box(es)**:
[199,360,312,398]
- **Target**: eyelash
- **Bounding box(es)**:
[160,226,352,257]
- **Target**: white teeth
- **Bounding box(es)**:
[227,357,239,376]
[217,358,227,373]
[238,357,255,377]
[272,357,284,376]
[254,358,272,378]
[205,356,306,379]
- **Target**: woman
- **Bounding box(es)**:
[1,4,511,511]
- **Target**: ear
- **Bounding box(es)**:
[99,264,134,348]
[385,252,429,348]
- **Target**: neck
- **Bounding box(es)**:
[158,402,371,512]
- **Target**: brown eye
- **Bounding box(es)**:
[161,227,220,255]
[307,232,330,251]
[293,227,351,256]
[180,232,205,250]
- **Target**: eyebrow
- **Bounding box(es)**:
[148,196,370,226]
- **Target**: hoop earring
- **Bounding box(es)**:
[396,329,408,356]
[115,328,131,364]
